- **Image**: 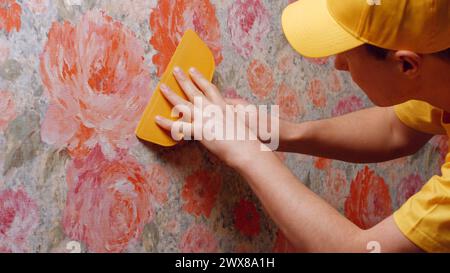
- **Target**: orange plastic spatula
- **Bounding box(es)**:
[135,29,216,146]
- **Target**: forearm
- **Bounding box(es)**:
[231,145,367,252]
[278,106,432,163]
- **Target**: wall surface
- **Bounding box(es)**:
[0,0,447,253]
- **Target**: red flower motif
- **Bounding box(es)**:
[0,0,21,33]
[0,188,39,253]
[39,10,151,158]
[344,166,392,229]
[247,59,274,99]
[181,170,222,218]
[234,199,260,237]
[227,0,271,58]
[179,223,218,253]
[62,145,154,253]
[149,0,223,76]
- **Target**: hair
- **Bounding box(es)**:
[365,44,450,62]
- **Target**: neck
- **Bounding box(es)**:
[416,60,450,112]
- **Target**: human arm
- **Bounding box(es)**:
[232,144,422,252]
[226,98,433,164]
[155,67,423,252]
[277,106,433,163]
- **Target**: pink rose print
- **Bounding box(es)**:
[0,90,16,131]
[227,0,271,58]
[40,10,151,158]
[62,145,154,253]
[179,223,218,253]
[396,174,424,207]
[332,95,364,117]
[0,188,39,253]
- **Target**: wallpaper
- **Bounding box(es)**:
[0,0,447,253]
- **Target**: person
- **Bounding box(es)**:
[154,0,450,252]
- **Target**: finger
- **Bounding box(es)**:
[155,116,193,141]
[173,67,203,102]
[188,67,225,105]
[160,83,193,109]
[154,115,174,131]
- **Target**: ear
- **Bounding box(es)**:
[393,50,422,78]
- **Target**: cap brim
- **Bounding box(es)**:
[282,0,364,58]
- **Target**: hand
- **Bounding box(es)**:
[155,67,263,167]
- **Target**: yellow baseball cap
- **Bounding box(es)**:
[282,0,450,58]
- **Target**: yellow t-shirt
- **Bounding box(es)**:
[394,100,450,252]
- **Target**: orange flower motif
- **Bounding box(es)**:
[181,170,222,218]
[179,223,218,253]
[149,0,223,76]
[39,10,151,158]
[63,145,154,253]
[247,59,274,99]
[344,166,392,229]
[276,83,303,120]
[307,79,327,108]
[0,0,21,33]
[0,90,16,131]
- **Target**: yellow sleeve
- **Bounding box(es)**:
[394,163,450,252]
[394,100,446,135]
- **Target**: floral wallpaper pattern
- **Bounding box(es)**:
[0,0,447,253]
